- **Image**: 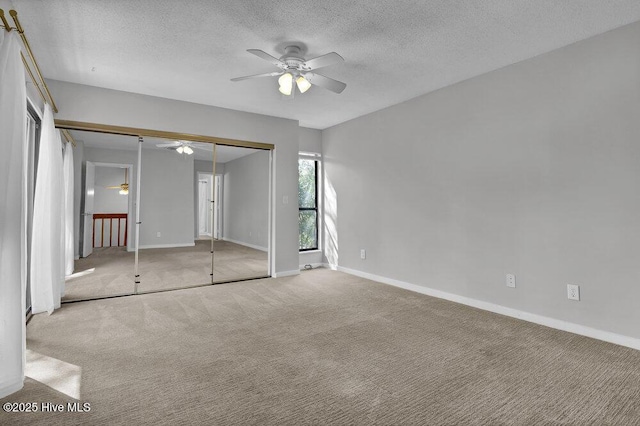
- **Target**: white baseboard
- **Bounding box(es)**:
[274,270,300,278]
[0,379,23,399]
[222,237,268,252]
[138,243,195,249]
[335,265,640,351]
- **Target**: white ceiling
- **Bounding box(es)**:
[10,0,640,129]
[72,130,260,163]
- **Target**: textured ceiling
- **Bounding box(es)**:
[9,0,640,129]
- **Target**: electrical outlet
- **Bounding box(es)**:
[360,249,366,260]
[156,232,161,238]
[506,274,516,288]
[283,195,288,204]
[567,284,580,301]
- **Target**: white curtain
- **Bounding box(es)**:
[0,31,27,398]
[30,104,65,314]
[63,141,74,275]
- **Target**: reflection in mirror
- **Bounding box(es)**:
[62,130,138,301]
[213,145,270,283]
[136,139,214,293]
[57,124,272,301]
[135,141,271,292]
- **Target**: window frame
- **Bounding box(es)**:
[25,102,42,319]
[298,155,319,252]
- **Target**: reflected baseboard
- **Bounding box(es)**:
[138,243,196,249]
[221,237,268,252]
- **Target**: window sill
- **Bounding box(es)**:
[299,249,322,254]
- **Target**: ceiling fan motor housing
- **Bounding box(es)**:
[280,45,308,72]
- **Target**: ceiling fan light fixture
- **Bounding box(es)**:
[278,72,293,96]
[119,188,129,195]
[233,47,346,96]
[296,75,311,93]
[183,146,194,155]
[177,146,184,154]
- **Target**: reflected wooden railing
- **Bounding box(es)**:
[93,213,127,248]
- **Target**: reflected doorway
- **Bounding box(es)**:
[197,173,214,238]
[197,174,222,240]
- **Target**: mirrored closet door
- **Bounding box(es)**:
[211,145,270,283]
[136,139,215,293]
[57,121,273,302]
[135,140,272,291]
[62,131,138,301]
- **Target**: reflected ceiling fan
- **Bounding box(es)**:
[156,140,209,155]
[106,168,129,195]
[231,45,346,96]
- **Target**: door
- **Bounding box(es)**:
[82,161,95,257]
[198,179,208,235]
[198,174,213,237]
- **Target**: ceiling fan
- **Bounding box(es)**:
[106,168,129,195]
[156,140,209,155]
[231,45,347,96]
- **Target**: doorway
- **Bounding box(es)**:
[67,153,137,301]
[81,162,134,257]
[197,173,213,238]
[197,173,222,240]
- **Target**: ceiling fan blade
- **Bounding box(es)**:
[231,71,284,82]
[303,52,344,70]
[247,49,285,68]
[106,186,121,189]
[304,72,347,94]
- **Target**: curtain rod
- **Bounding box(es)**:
[61,129,77,148]
[0,9,59,113]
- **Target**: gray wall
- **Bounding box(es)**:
[139,149,194,247]
[322,21,640,339]
[299,127,322,153]
[49,80,300,275]
[94,166,128,213]
[223,150,270,250]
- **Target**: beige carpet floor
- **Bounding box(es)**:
[4,268,640,425]
[63,240,268,301]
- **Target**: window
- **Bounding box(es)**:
[25,103,41,316]
[298,157,318,251]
